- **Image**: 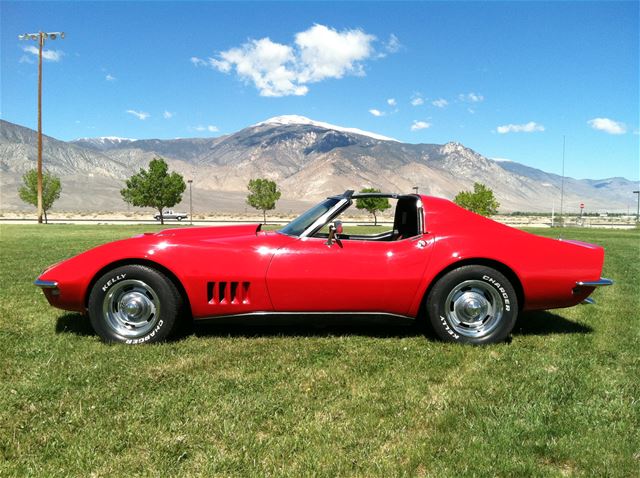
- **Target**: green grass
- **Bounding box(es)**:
[0,225,638,477]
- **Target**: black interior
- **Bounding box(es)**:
[392,197,420,240]
[313,196,420,242]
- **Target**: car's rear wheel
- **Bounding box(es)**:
[88,265,181,344]
[426,265,518,344]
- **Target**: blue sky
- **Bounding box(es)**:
[2,1,638,181]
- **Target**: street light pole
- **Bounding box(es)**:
[633,190,640,223]
[18,31,64,224]
[188,180,193,225]
[412,186,419,194]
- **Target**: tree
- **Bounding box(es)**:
[454,182,500,217]
[355,187,391,225]
[18,169,61,224]
[246,178,281,224]
[121,158,186,225]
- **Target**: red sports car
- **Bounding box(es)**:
[35,191,612,345]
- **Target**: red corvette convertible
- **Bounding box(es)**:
[35,191,612,345]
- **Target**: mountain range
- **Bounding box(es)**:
[0,116,635,213]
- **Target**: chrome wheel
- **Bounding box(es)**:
[445,280,503,338]
[102,279,161,338]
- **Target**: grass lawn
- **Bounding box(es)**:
[0,224,638,477]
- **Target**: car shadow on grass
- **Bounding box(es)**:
[192,315,424,339]
[54,310,593,341]
[55,313,95,337]
[513,310,593,336]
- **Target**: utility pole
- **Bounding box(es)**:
[18,31,65,224]
[634,190,640,223]
[188,179,193,225]
[559,135,566,228]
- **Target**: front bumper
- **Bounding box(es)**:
[34,279,59,294]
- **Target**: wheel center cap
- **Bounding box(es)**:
[457,293,488,323]
[464,298,483,317]
[123,300,142,316]
[119,292,148,320]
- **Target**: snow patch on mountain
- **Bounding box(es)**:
[75,136,136,143]
[254,115,399,142]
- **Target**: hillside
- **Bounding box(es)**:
[0,117,634,213]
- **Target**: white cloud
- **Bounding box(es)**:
[22,45,64,62]
[126,110,150,120]
[432,98,448,108]
[496,121,544,134]
[105,74,116,81]
[19,55,34,64]
[369,109,384,117]
[208,37,305,97]
[378,33,402,58]
[196,24,385,97]
[295,24,375,83]
[163,111,174,119]
[387,98,397,106]
[411,120,431,131]
[194,125,219,132]
[587,117,626,135]
[190,57,208,67]
[459,92,484,103]
[410,94,424,106]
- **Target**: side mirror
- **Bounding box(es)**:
[325,221,343,247]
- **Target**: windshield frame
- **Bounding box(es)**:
[278,196,351,238]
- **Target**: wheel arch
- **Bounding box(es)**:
[421,258,525,312]
[84,258,192,317]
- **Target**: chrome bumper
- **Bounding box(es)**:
[576,277,613,305]
[576,278,613,287]
[34,279,60,296]
[34,279,58,288]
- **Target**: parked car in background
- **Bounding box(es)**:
[35,190,612,345]
[154,210,188,221]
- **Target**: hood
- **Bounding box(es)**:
[145,224,262,240]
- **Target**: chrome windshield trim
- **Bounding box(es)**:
[576,278,613,287]
[34,279,58,289]
[299,197,351,238]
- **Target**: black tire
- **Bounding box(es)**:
[426,265,518,345]
[88,265,182,344]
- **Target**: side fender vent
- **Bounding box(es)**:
[207,281,250,305]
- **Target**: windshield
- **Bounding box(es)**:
[279,198,340,237]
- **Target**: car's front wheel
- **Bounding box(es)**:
[426,265,518,344]
[88,265,182,344]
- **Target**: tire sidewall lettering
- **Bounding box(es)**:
[482,274,511,312]
[101,273,127,292]
[124,319,164,345]
[439,315,460,340]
